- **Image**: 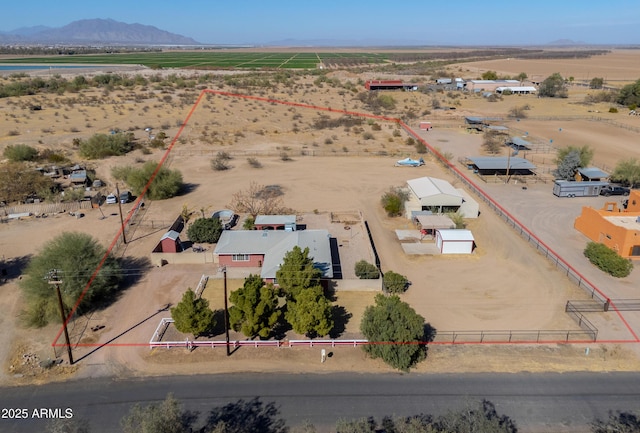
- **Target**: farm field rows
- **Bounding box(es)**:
[0,51,388,69]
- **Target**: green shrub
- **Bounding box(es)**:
[355,260,379,279]
[4,144,38,162]
[78,132,133,159]
[187,217,222,243]
[584,242,633,277]
[111,161,183,200]
[383,271,409,293]
[609,107,619,113]
[381,187,408,217]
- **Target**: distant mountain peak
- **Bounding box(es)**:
[546,39,587,46]
[1,18,199,45]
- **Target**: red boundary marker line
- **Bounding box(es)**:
[52,89,639,350]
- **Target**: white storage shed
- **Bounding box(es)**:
[435,229,475,254]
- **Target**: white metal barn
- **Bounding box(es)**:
[405,177,464,218]
[435,229,475,254]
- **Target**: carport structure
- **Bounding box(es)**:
[466,156,537,177]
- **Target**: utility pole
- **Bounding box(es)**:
[223,267,230,356]
[47,270,74,365]
[115,183,127,244]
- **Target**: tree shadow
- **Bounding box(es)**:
[0,254,31,285]
[424,323,437,343]
[202,309,226,338]
[329,305,352,339]
[178,182,199,196]
[203,397,288,433]
[272,311,292,341]
[86,256,153,314]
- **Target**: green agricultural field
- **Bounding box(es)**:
[1,51,390,69]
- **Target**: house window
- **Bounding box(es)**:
[232,254,249,262]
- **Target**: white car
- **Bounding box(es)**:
[105,194,117,204]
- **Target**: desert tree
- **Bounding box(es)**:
[481,70,498,80]
[0,162,54,203]
[3,143,39,162]
[482,130,505,154]
[229,274,281,339]
[285,285,334,338]
[354,260,379,279]
[121,393,192,433]
[554,145,593,180]
[589,77,604,89]
[382,271,409,294]
[516,72,528,83]
[78,132,134,159]
[610,158,640,187]
[618,78,640,107]
[171,288,215,337]
[20,232,121,327]
[381,187,409,217]
[538,72,568,98]
[112,161,183,200]
[228,181,291,218]
[46,418,92,433]
[360,294,427,371]
[276,246,322,300]
[187,217,223,244]
[591,411,640,433]
[553,149,582,180]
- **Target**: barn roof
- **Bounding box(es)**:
[508,136,532,149]
[407,177,463,200]
[578,167,609,179]
[468,157,536,170]
[437,229,475,241]
[160,230,180,241]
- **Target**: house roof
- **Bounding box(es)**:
[578,167,609,179]
[255,215,296,225]
[486,125,509,131]
[214,230,333,279]
[160,230,181,241]
[468,157,536,170]
[469,80,519,84]
[437,229,475,241]
[407,177,463,200]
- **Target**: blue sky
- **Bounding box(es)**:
[4,0,640,45]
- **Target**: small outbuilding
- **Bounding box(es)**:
[435,229,475,254]
[255,215,297,231]
[577,167,609,182]
[154,230,183,253]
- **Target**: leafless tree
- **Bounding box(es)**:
[228,182,293,218]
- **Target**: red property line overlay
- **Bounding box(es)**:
[53,89,639,349]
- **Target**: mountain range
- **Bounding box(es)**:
[0,18,200,45]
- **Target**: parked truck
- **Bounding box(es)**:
[553,180,609,198]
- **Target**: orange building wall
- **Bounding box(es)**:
[627,190,640,212]
[574,205,640,259]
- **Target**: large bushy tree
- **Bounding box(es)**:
[275,246,322,300]
[0,162,54,203]
[229,274,281,339]
[171,288,215,336]
[285,285,333,338]
[610,158,640,187]
[618,78,640,107]
[112,161,183,200]
[554,145,593,180]
[20,232,121,327]
[381,187,408,217]
[3,143,39,162]
[78,132,134,159]
[539,72,568,98]
[354,260,379,279]
[360,294,427,371]
[187,217,223,244]
[383,271,409,294]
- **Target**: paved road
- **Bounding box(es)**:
[1,372,639,432]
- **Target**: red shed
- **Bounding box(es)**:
[154,230,183,253]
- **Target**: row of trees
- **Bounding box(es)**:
[48,393,639,433]
[172,246,334,340]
